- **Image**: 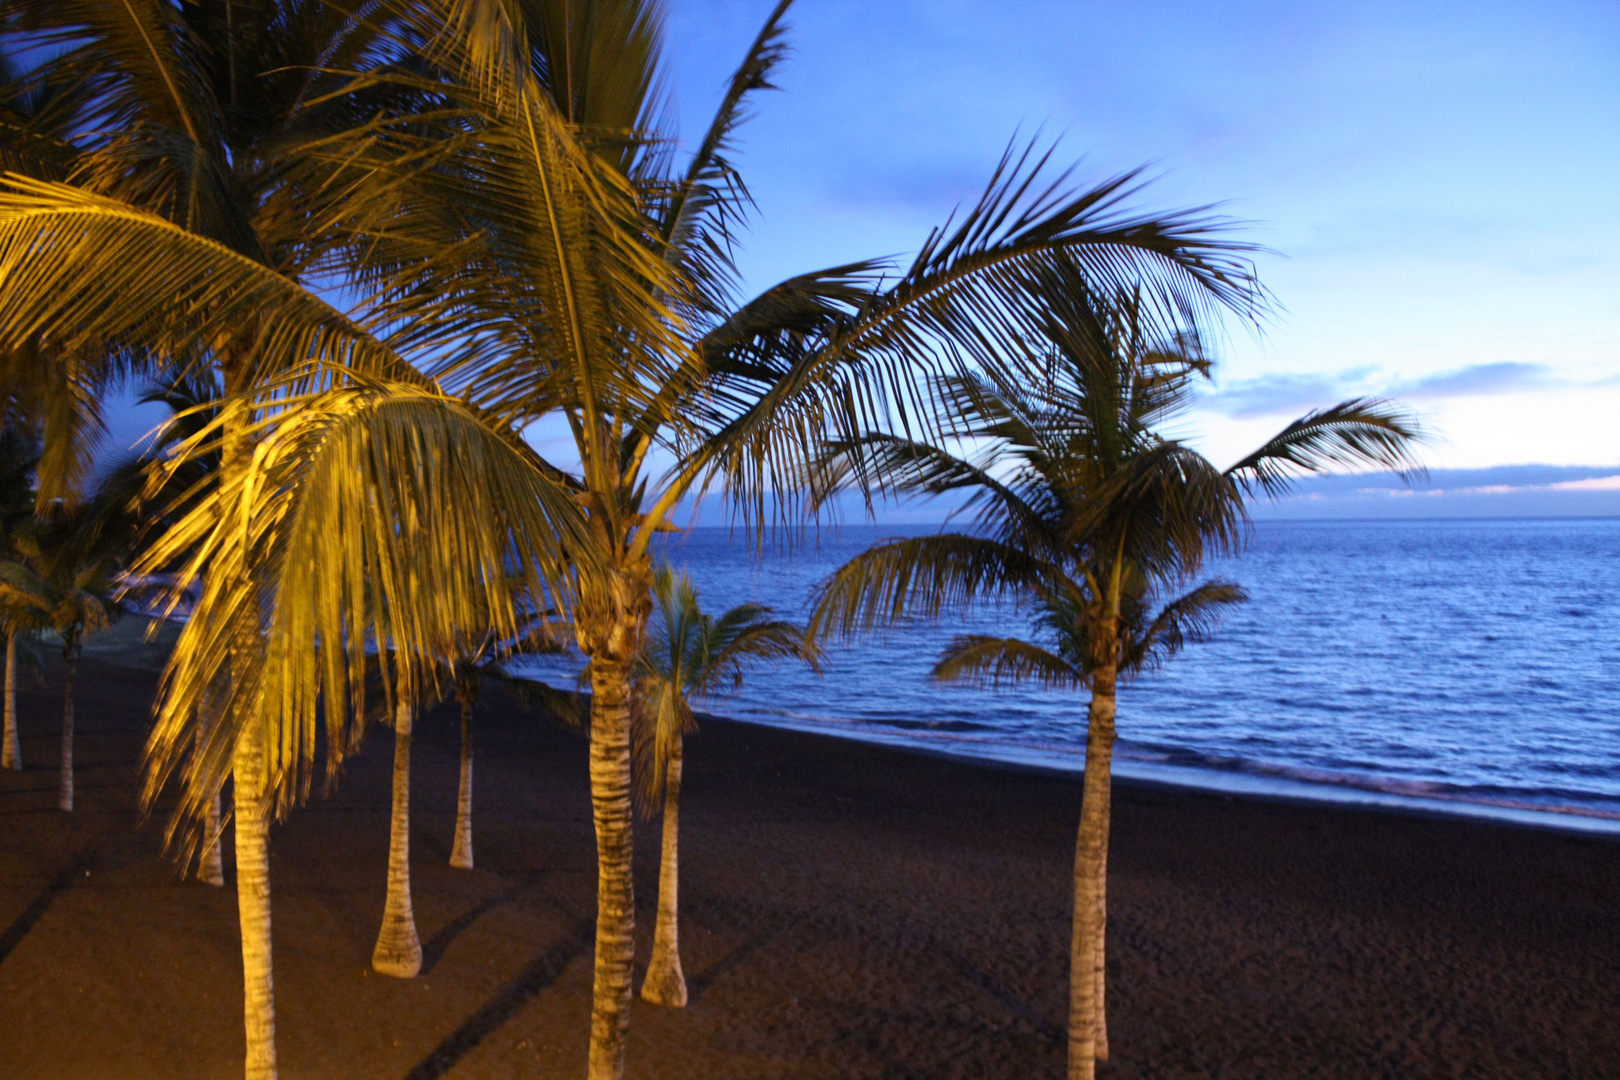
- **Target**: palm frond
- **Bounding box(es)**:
[136,377,592,841]
[658,0,795,306]
[687,143,1268,532]
[1224,398,1426,498]
[0,177,431,390]
[1128,579,1247,673]
[808,533,1053,641]
[931,634,1084,690]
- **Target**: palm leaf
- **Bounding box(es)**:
[931,634,1084,690]
[136,376,592,841]
[1128,579,1248,672]
[809,533,1053,641]
[1224,398,1425,498]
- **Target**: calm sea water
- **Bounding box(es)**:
[511,519,1620,830]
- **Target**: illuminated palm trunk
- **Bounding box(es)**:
[449,693,474,870]
[586,651,637,1080]
[372,699,422,977]
[3,631,19,769]
[641,733,687,1007]
[233,720,276,1080]
[1068,664,1116,1080]
[58,638,77,812]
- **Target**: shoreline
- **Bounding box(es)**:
[695,708,1620,841]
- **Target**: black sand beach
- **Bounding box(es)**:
[1,656,1617,1079]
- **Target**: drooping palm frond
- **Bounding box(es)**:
[1124,579,1247,673]
[1065,439,1245,583]
[0,177,433,392]
[809,533,1054,641]
[688,144,1270,533]
[931,634,1085,691]
[1223,398,1425,498]
[135,375,593,848]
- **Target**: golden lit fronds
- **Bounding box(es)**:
[137,375,591,842]
[0,175,429,388]
[319,0,691,452]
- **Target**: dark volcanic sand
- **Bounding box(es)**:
[1,657,1617,1079]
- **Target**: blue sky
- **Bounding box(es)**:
[657,0,1620,476]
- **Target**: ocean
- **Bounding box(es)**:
[509,518,1620,834]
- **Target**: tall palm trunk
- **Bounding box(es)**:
[585,652,638,1080]
[449,692,474,870]
[3,631,19,769]
[373,699,422,977]
[217,352,276,1076]
[1068,663,1117,1080]
[58,637,77,812]
[577,560,652,1080]
[233,719,276,1080]
[641,732,687,1007]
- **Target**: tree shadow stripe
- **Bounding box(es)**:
[0,852,94,967]
[403,916,594,1080]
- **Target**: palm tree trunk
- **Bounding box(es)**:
[233,719,277,1080]
[641,733,687,1007]
[3,631,19,770]
[217,349,275,1077]
[372,699,422,977]
[586,653,637,1080]
[1068,665,1117,1080]
[197,723,226,887]
[449,694,474,870]
[58,644,75,812]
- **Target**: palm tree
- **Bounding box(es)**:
[809,279,1423,1080]
[626,563,818,1007]
[2,4,1271,1075]
[0,426,39,770]
[0,473,145,810]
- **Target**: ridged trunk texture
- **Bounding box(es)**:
[197,696,225,886]
[449,695,474,870]
[586,654,637,1080]
[373,700,422,977]
[1068,666,1117,1080]
[233,722,277,1080]
[3,632,19,769]
[200,792,227,886]
[641,734,687,1007]
[58,645,76,812]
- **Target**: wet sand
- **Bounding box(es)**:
[1,656,1617,1079]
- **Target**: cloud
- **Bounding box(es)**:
[1203,369,1373,418]
[1387,361,1553,399]
[1204,360,1563,417]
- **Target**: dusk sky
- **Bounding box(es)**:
[659,0,1620,474]
[101,0,1620,512]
